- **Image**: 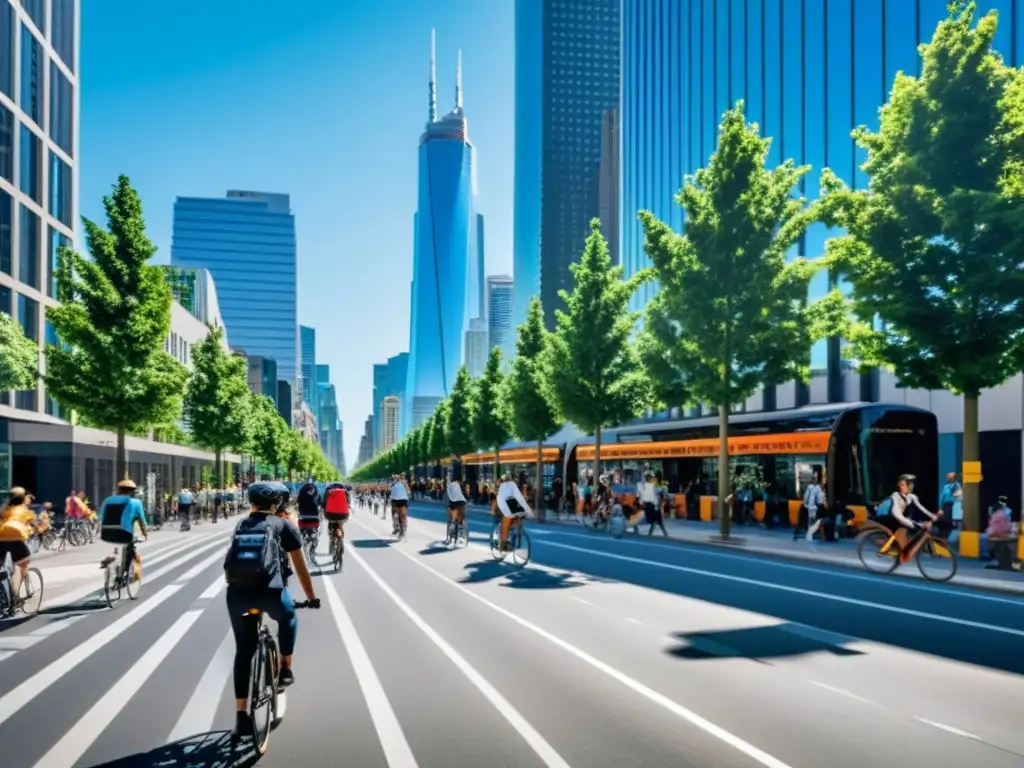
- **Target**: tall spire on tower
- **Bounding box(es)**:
[455,49,463,110]
[429,29,437,123]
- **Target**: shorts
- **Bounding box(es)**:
[178,503,192,517]
[0,540,31,563]
[328,520,345,536]
[324,512,350,523]
[297,518,321,530]
[391,500,408,510]
[448,501,466,512]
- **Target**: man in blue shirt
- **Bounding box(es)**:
[98,479,149,583]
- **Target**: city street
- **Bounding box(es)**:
[0,501,1021,767]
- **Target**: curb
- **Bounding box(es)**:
[409,497,1024,597]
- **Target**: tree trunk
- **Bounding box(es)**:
[115,426,127,487]
[717,405,730,539]
[535,439,544,523]
[594,427,602,485]
[962,394,980,533]
[494,448,501,485]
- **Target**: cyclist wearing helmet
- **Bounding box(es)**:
[495,472,531,552]
[887,474,940,562]
[223,481,319,737]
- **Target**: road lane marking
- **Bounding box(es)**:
[0,547,224,726]
[809,681,878,706]
[913,717,980,740]
[536,541,1024,638]
[32,602,210,768]
[626,618,643,626]
[349,521,793,768]
[347,548,574,768]
[168,631,234,742]
[572,597,595,607]
[322,574,419,768]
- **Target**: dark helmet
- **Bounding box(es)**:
[247,482,281,510]
[270,482,290,511]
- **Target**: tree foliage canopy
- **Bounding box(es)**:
[639,103,840,410]
[545,219,649,435]
[473,347,511,452]
[0,313,38,391]
[505,297,560,444]
[183,326,251,455]
[45,176,188,434]
[446,366,477,457]
[820,1,1024,397]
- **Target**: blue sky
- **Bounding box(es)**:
[79,0,514,468]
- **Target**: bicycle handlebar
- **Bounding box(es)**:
[293,599,321,610]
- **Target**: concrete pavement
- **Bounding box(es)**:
[0,499,1019,766]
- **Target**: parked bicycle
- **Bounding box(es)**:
[0,557,44,618]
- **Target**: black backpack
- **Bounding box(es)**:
[224,515,281,590]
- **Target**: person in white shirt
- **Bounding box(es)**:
[800,477,826,541]
[496,473,531,552]
[636,470,668,536]
[390,474,410,537]
[445,475,467,544]
[887,474,939,561]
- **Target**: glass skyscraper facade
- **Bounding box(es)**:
[621,0,1024,407]
[405,36,482,433]
[299,324,318,419]
[0,0,78,421]
[513,0,620,330]
[171,191,298,387]
[486,274,514,362]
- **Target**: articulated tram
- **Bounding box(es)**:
[459,402,938,526]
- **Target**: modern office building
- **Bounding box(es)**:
[276,380,292,426]
[463,317,488,378]
[336,421,346,476]
[246,354,278,404]
[171,190,299,388]
[371,362,388,455]
[316,364,342,472]
[386,352,409,437]
[357,415,374,467]
[486,274,514,362]
[160,265,227,334]
[405,33,482,434]
[598,106,620,267]
[513,0,620,330]
[620,0,1024,513]
[381,395,400,452]
[299,325,318,418]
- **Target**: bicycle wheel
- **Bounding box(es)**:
[916,537,958,582]
[41,530,56,550]
[489,521,507,561]
[103,564,122,607]
[856,527,901,575]
[333,536,344,572]
[458,521,470,547]
[70,526,88,547]
[248,634,275,755]
[512,526,531,566]
[125,559,141,600]
[18,568,44,615]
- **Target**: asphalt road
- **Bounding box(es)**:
[0,499,1021,767]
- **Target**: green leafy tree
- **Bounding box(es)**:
[46,176,188,483]
[249,395,287,478]
[183,326,252,488]
[506,297,562,515]
[820,1,1024,536]
[0,313,38,391]
[639,103,839,538]
[545,219,650,481]
[429,399,452,476]
[446,366,476,459]
[473,347,512,480]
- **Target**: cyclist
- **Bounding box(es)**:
[98,480,149,582]
[445,474,467,544]
[322,482,350,546]
[495,472,532,552]
[886,474,939,562]
[224,481,319,737]
[0,487,38,601]
[390,474,409,536]
[295,480,321,549]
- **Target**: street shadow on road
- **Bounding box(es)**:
[400,503,1024,676]
[351,539,393,549]
[460,561,583,590]
[0,601,104,633]
[84,730,260,767]
[666,623,865,662]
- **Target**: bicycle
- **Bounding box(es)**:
[0,558,44,618]
[445,511,469,548]
[490,513,531,566]
[103,538,145,607]
[856,517,958,582]
[237,600,316,755]
[327,524,345,571]
[300,526,319,568]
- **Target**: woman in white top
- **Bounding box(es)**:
[445,476,467,544]
[390,474,410,536]
[496,473,532,552]
[636,470,668,536]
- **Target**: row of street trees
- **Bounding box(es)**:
[0,176,338,487]
[353,3,1024,541]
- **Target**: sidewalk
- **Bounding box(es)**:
[412,496,1024,596]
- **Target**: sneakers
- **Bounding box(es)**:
[233,710,253,737]
[277,666,295,688]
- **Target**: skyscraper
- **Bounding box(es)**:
[371,362,388,455]
[463,317,488,377]
[486,274,514,362]
[171,191,299,387]
[381,396,401,452]
[299,325,318,418]
[513,0,620,330]
[598,107,620,267]
[1,0,78,421]
[405,32,482,433]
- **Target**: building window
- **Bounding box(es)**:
[0,282,9,315]
[17,292,37,340]
[49,62,73,156]
[0,188,9,275]
[47,225,68,297]
[18,203,39,289]
[0,103,11,181]
[0,1,12,98]
[51,0,75,71]
[20,23,42,125]
[20,0,44,35]
[18,123,41,202]
[49,151,71,226]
